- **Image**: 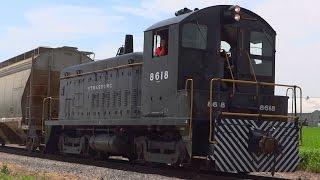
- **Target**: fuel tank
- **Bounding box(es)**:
[89,134,129,155]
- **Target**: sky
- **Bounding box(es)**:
[0,0,319,112]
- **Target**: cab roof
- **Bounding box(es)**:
[145,5,275,34]
[145,12,193,31]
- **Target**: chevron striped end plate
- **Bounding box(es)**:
[212,118,299,172]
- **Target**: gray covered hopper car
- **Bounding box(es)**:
[0,46,92,148]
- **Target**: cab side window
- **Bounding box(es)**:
[153,29,169,57]
[182,23,207,50]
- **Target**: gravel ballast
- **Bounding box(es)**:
[0,150,319,180]
[0,152,179,180]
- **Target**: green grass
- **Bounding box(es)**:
[299,127,320,172]
[0,164,40,180]
[0,174,37,180]
[0,164,9,175]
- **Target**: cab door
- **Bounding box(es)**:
[141,25,179,118]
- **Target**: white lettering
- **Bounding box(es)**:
[207,101,226,108]
[164,71,169,79]
[149,71,169,82]
[155,72,160,81]
[259,105,276,112]
[87,83,113,91]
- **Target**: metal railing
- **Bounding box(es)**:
[286,88,295,116]
[223,51,236,94]
[208,78,302,144]
[246,51,257,82]
[185,79,194,140]
[41,97,59,134]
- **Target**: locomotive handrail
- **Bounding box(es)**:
[60,62,143,79]
[208,78,302,144]
[223,51,234,80]
[220,112,295,119]
[42,97,59,134]
[223,51,236,94]
[294,86,303,145]
[246,51,257,82]
[185,79,194,140]
[286,88,294,116]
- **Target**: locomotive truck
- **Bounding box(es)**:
[1,5,303,173]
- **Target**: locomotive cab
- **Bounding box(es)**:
[142,5,299,168]
[142,5,287,118]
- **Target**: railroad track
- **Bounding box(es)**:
[0,145,288,180]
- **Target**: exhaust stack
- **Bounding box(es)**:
[124,34,133,54]
[116,34,134,56]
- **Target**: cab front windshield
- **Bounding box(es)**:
[220,27,275,78]
[182,23,207,50]
[249,31,274,77]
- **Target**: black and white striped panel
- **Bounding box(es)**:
[213,118,300,172]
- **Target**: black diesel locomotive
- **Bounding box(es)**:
[44,5,302,173]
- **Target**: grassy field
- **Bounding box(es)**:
[299,127,320,173]
[0,173,37,180]
[0,164,38,180]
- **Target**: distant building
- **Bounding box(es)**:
[299,110,320,127]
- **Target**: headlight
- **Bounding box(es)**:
[234,5,241,13]
[229,5,241,13]
[234,14,241,21]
